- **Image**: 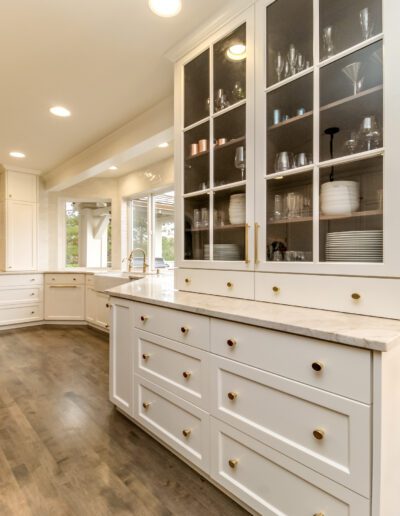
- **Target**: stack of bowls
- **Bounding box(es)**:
[228,193,246,224]
[320,181,360,216]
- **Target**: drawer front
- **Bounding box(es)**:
[134,376,210,472]
[44,285,85,320]
[211,418,369,516]
[134,330,209,409]
[210,356,370,496]
[0,304,43,325]
[85,275,95,286]
[0,274,42,287]
[256,272,400,319]
[45,274,85,285]
[176,268,254,300]
[134,302,210,351]
[211,318,371,404]
[0,286,42,305]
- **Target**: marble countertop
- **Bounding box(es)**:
[106,272,400,352]
[0,269,112,275]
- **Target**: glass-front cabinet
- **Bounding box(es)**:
[177,10,254,270]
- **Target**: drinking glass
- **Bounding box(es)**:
[358,116,381,151]
[232,81,245,101]
[287,192,297,218]
[275,152,294,172]
[275,52,285,83]
[234,146,246,180]
[360,7,374,41]
[193,209,201,228]
[295,152,308,168]
[287,44,297,76]
[343,131,358,155]
[342,62,364,95]
[322,26,334,60]
[296,53,306,73]
[273,194,283,220]
[201,207,209,228]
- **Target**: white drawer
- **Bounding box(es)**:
[134,376,210,473]
[0,304,43,325]
[176,268,254,300]
[211,418,369,516]
[133,302,210,351]
[134,330,209,409]
[0,274,42,287]
[0,286,42,305]
[211,318,371,404]
[45,274,85,285]
[85,274,95,286]
[256,272,400,319]
[210,356,370,496]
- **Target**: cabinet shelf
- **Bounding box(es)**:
[269,209,382,225]
[268,111,313,131]
[320,85,383,113]
[187,224,246,233]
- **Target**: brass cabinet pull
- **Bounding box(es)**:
[312,361,324,373]
[244,224,250,264]
[228,459,238,469]
[272,286,280,293]
[142,402,151,410]
[49,285,78,289]
[182,428,192,438]
[182,371,191,379]
[227,338,237,348]
[227,282,233,288]
[352,293,361,300]
[227,391,238,401]
[180,326,189,335]
[140,315,149,322]
[254,223,260,264]
[184,278,191,284]
[142,353,150,360]
[313,428,325,440]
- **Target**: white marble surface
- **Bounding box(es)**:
[0,268,111,275]
[106,272,400,352]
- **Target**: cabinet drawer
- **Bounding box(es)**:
[0,304,43,325]
[133,302,210,350]
[0,274,42,287]
[211,318,371,404]
[44,285,85,320]
[211,418,369,516]
[0,286,42,305]
[45,274,85,285]
[176,268,254,300]
[134,376,210,472]
[210,356,370,496]
[134,330,209,409]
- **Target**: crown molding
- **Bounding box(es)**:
[164,0,255,62]
[0,164,42,175]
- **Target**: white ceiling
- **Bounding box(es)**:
[0,0,230,172]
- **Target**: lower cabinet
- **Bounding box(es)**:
[0,304,43,325]
[0,274,43,326]
[86,287,110,330]
[44,274,85,321]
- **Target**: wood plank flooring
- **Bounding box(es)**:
[0,326,249,516]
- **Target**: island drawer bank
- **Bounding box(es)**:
[108,281,400,516]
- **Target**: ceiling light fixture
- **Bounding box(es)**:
[226,43,247,61]
[109,166,118,171]
[158,142,169,148]
[50,106,71,118]
[9,151,26,159]
[149,0,182,17]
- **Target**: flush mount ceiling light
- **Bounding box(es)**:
[50,106,71,118]
[158,142,169,148]
[109,166,118,171]
[9,151,26,159]
[149,0,182,17]
[226,43,247,61]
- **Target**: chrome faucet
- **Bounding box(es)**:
[126,248,148,274]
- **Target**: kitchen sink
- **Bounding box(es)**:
[93,271,144,292]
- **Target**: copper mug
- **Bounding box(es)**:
[198,139,208,153]
[190,143,199,156]
[216,138,227,146]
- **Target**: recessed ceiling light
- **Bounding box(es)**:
[50,106,71,118]
[9,151,26,159]
[109,166,118,171]
[149,0,182,17]
[158,142,169,148]
[226,43,247,61]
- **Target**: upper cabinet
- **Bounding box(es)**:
[2,169,38,203]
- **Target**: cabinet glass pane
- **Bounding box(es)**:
[213,185,246,262]
[213,24,246,114]
[266,0,313,87]
[214,104,246,187]
[319,156,383,263]
[184,122,210,194]
[320,0,382,61]
[184,194,210,261]
[267,74,313,175]
[184,50,210,128]
[320,41,383,162]
[266,172,313,262]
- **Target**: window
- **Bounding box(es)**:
[129,190,175,270]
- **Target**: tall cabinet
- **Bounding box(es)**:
[175,0,400,319]
[0,168,38,271]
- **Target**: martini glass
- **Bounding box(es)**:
[342,62,364,95]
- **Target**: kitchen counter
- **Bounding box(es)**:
[107,272,400,352]
[0,269,111,275]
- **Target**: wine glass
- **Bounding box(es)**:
[358,116,381,151]
[322,26,334,60]
[360,7,374,41]
[296,53,306,73]
[342,62,364,95]
[287,44,297,76]
[234,146,246,180]
[275,52,284,83]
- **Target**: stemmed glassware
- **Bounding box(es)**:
[360,7,374,41]
[275,52,284,83]
[358,115,381,151]
[342,62,364,95]
[287,44,297,76]
[322,26,334,60]
[234,146,246,180]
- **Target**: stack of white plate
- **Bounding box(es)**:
[326,230,383,262]
[320,181,360,216]
[229,193,246,225]
[204,244,242,261]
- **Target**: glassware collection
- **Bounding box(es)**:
[274,151,313,172]
[274,45,311,83]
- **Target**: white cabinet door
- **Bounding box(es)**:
[44,285,85,320]
[6,171,37,203]
[6,201,37,271]
[96,292,110,329]
[109,297,133,414]
[85,287,97,323]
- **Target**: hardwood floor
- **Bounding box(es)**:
[0,326,249,516]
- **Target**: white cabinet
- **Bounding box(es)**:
[85,286,97,324]
[85,285,110,330]
[44,274,85,321]
[0,273,43,326]
[109,297,134,414]
[6,170,38,203]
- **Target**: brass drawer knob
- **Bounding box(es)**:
[228,459,238,469]
[312,361,324,373]
[314,513,325,516]
[182,371,192,379]
[313,428,325,441]
[142,402,151,409]
[142,353,150,360]
[227,282,233,288]
[185,278,191,284]
[227,338,237,348]
[272,286,280,293]
[227,391,238,401]
[352,293,361,300]
[106,303,110,308]
[30,293,35,296]
[140,315,149,322]
[182,428,192,438]
[180,326,189,335]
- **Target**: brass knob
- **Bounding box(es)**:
[228,459,238,469]
[182,428,192,437]
[73,278,76,281]
[142,353,150,360]
[272,286,280,293]
[105,324,109,329]
[180,326,189,335]
[352,293,361,300]
[106,303,110,308]
[30,293,35,296]
[313,513,325,516]
[312,361,324,373]
[31,311,35,315]
[142,402,151,409]
[227,391,238,401]
[227,338,237,348]
[313,428,325,441]
[182,371,191,379]
[141,315,149,322]
[185,278,191,284]
[227,282,233,288]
